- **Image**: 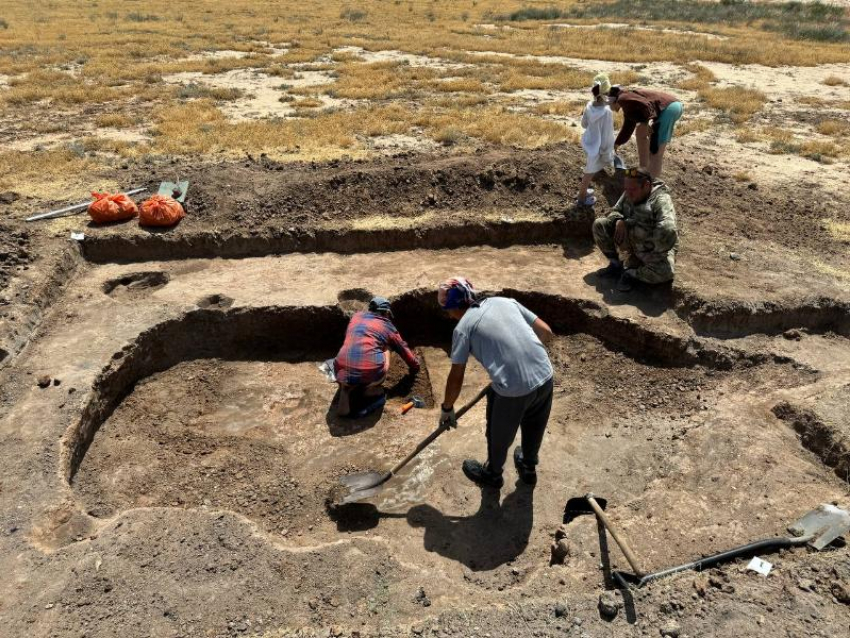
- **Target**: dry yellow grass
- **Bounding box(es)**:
[814,259,850,282]
[823,75,848,87]
[676,118,712,136]
[733,171,752,182]
[0,148,100,200]
[816,119,850,136]
[95,113,135,129]
[531,101,585,117]
[676,63,717,91]
[1,0,848,193]
[823,219,850,242]
[292,97,323,108]
[700,86,767,123]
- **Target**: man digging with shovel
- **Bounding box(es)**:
[437,277,555,488]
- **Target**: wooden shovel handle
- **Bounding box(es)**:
[586,494,645,577]
[390,385,489,476]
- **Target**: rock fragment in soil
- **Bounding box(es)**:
[660,619,681,637]
[414,586,431,607]
[553,602,569,618]
[598,590,622,619]
[37,374,52,388]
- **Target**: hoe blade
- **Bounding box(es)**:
[788,504,850,550]
[563,496,608,524]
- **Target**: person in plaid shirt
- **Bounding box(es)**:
[334,296,420,417]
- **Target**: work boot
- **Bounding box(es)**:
[596,259,623,278]
[462,459,504,489]
[513,446,537,486]
[617,270,639,292]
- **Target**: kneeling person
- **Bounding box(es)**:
[437,278,554,488]
[334,297,420,417]
[592,167,678,292]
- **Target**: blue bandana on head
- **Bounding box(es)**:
[368,296,393,318]
[437,277,477,310]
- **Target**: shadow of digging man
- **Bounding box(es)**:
[406,483,535,571]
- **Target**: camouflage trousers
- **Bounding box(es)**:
[592,216,676,284]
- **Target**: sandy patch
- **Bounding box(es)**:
[366,133,439,154]
[679,130,847,202]
[4,126,151,153]
[163,68,343,121]
[333,46,472,71]
[550,22,728,40]
[181,46,289,62]
[699,61,850,99]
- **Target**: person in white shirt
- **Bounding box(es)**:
[578,73,615,207]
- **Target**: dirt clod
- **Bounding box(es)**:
[660,619,682,638]
[550,539,571,566]
[37,374,51,388]
[598,591,622,619]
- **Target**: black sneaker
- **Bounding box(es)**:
[596,260,623,278]
[513,446,538,486]
[462,459,504,489]
[617,270,638,292]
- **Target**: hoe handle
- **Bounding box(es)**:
[586,494,645,577]
[390,385,489,476]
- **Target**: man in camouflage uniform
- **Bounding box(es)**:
[592,167,678,292]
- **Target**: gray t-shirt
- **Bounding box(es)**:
[450,297,553,398]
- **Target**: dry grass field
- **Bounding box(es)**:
[1,0,849,200]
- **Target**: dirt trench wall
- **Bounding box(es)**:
[773,401,850,483]
[677,295,850,339]
[79,217,590,264]
[61,305,349,482]
[61,289,784,485]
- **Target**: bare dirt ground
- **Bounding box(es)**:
[1,5,850,638]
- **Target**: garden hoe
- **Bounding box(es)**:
[337,385,489,504]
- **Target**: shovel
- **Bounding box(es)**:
[566,497,850,589]
[337,385,489,504]
[613,154,627,171]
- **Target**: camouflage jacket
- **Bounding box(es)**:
[608,181,678,254]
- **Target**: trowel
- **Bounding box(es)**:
[158,180,190,204]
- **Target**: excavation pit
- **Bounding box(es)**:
[102,271,170,298]
[5,238,850,637]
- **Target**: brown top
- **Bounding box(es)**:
[615,89,679,147]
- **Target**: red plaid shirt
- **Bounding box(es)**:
[334,311,419,386]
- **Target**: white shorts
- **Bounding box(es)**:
[584,153,613,175]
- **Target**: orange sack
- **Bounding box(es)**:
[139,194,185,227]
[87,192,139,223]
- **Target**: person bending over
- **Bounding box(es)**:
[437,277,554,489]
[334,296,419,417]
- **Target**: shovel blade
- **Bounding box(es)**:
[341,485,386,504]
[613,154,626,171]
[788,504,850,550]
[339,471,388,491]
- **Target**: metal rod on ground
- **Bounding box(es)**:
[586,493,646,578]
[25,187,148,222]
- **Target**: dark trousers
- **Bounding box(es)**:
[485,377,554,475]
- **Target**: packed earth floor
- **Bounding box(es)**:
[1,145,850,638]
